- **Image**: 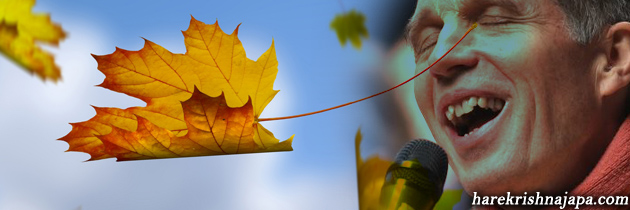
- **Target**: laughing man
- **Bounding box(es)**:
[408,0,630,207]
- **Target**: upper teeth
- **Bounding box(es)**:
[445,96,504,122]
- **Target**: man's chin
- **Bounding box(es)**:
[456,156,529,196]
[460,174,514,196]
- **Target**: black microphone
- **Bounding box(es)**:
[379,139,449,210]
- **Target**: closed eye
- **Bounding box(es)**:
[420,33,438,54]
[478,15,513,25]
[414,31,440,62]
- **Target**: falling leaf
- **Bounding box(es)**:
[330,9,368,49]
[0,0,66,81]
[355,129,463,210]
[60,17,293,161]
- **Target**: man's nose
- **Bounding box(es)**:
[428,25,478,81]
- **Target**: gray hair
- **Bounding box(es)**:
[555,0,630,44]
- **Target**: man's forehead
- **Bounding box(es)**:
[413,0,453,17]
[413,0,525,17]
[433,0,459,16]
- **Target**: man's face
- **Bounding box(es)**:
[411,0,607,194]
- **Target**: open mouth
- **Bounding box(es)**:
[445,97,506,136]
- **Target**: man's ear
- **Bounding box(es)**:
[600,22,630,97]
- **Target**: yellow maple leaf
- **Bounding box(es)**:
[60,17,293,161]
[0,0,66,81]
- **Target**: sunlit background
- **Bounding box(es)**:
[0,0,465,209]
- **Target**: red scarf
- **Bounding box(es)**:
[563,115,630,209]
[472,115,630,210]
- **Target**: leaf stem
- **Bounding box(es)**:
[258,23,477,122]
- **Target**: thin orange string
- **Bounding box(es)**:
[258,23,478,122]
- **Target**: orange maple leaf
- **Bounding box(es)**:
[60,17,293,161]
[0,0,66,81]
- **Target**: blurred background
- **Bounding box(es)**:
[0,0,464,209]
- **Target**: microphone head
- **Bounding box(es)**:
[393,139,448,197]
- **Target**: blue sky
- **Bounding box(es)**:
[0,0,448,210]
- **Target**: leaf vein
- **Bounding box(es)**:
[101,58,190,94]
[193,21,243,104]
[146,42,189,91]
[201,99,227,154]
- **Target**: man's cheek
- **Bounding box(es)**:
[414,73,433,100]
[415,92,433,119]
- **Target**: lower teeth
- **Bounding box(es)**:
[464,128,479,136]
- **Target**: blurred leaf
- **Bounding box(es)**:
[358,155,392,210]
[60,17,293,161]
[397,203,415,210]
[330,9,368,49]
[0,0,66,81]
[356,129,392,210]
[434,189,464,210]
